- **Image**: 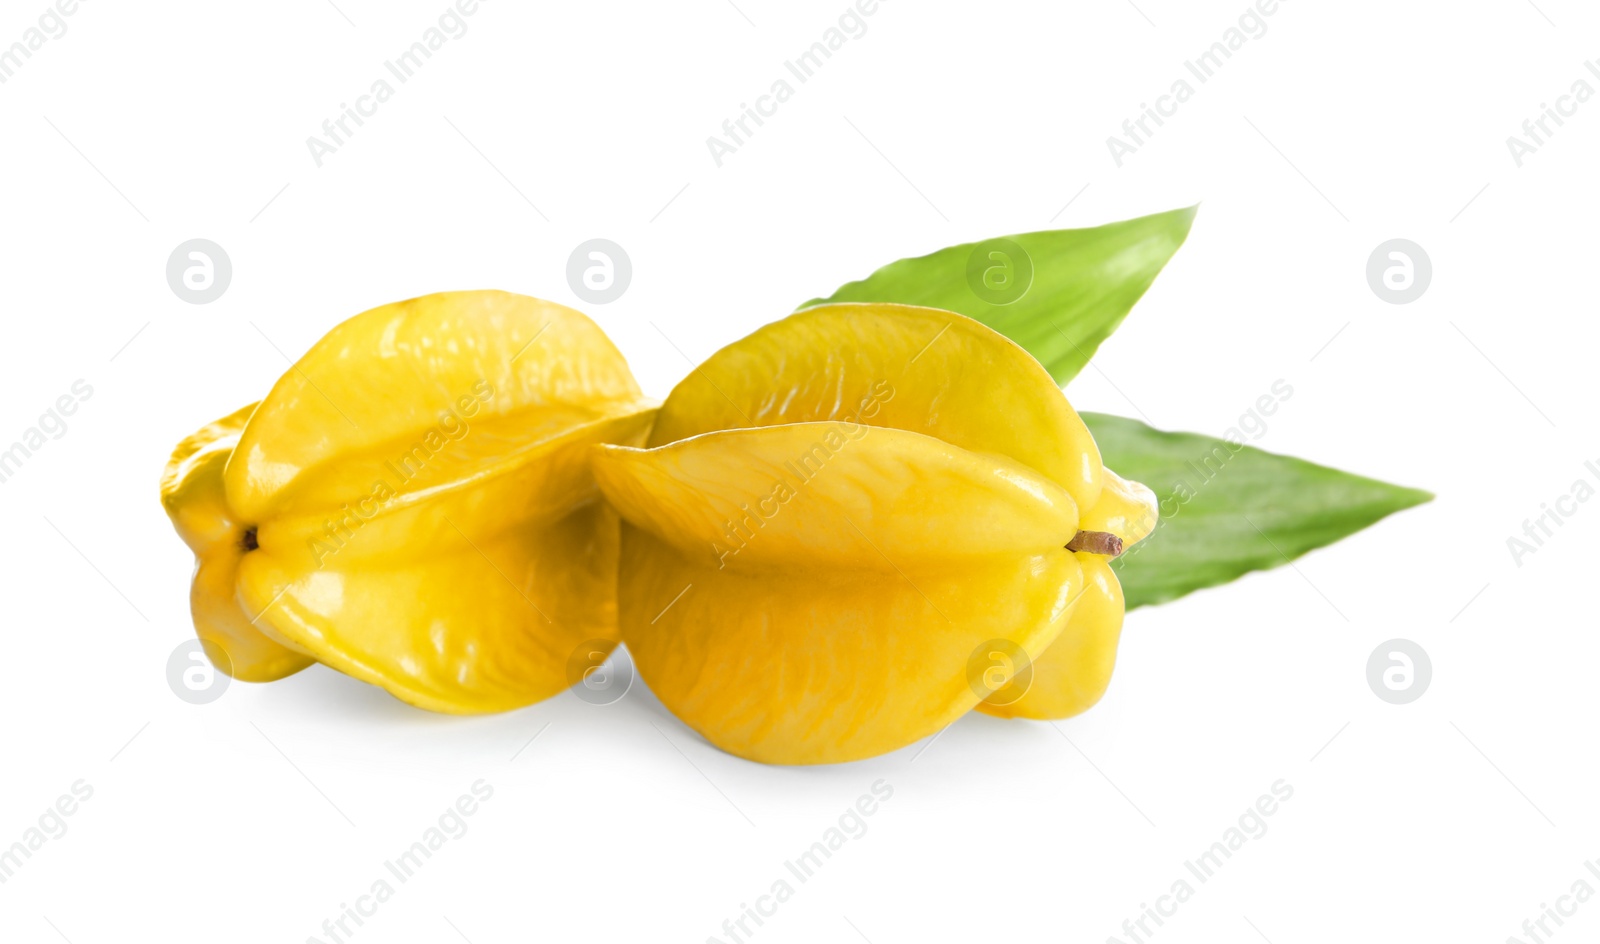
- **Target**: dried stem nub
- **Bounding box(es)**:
[1066,529,1123,557]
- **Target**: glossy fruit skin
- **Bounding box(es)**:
[159,291,655,712]
[977,467,1156,721]
[593,302,1156,764]
[161,404,314,683]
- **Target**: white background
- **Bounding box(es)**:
[1,1,1596,941]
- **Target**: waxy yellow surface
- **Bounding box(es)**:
[160,291,654,712]
[978,468,1157,721]
[594,303,1156,764]
[162,404,314,683]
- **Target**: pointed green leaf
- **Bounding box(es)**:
[801,206,1197,384]
[1082,413,1433,610]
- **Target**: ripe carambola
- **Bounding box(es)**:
[160,291,655,711]
[593,302,1157,765]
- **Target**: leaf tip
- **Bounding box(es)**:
[1172,203,1200,237]
[1399,486,1436,508]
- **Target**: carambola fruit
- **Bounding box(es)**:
[159,290,655,712]
[592,302,1157,764]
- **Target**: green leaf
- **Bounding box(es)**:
[801,206,1197,384]
[800,211,1431,610]
[1082,413,1433,610]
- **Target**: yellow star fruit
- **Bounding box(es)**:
[159,290,655,712]
[592,303,1158,764]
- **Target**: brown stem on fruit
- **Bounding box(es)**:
[1066,530,1123,557]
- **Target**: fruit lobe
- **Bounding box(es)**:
[977,466,1158,721]
[593,421,1081,572]
[161,403,313,682]
[647,302,1105,513]
[617,526,1083,765]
